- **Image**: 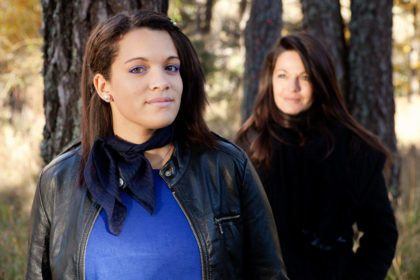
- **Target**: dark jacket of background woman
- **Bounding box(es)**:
[26,136,288,280]
[254,122,398,280]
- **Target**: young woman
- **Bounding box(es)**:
[26,10,287,280]
[236,33,398,280]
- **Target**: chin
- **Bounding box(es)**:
[281,108,303,115]
[147,118,176,130]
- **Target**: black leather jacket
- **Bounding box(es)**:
[26,136,288,280]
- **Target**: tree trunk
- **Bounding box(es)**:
[203,0,215,34]
[347,0,400,194]
[242,0,282,121]
[40,0,168,164]
[301,0,348,97]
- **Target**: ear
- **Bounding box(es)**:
[93,73,113,102]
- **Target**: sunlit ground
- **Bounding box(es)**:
[395,95,420,146]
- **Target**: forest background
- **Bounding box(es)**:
[0,0,419,279]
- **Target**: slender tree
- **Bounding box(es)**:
[202,0,216,34]
[242,0,282,120]
[408,2,419,100]
[40,0,168,163]
[347,0,399,193]
[301,0,348,97]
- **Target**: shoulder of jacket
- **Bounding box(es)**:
[41,143,81,179]
[36,143,84,223]
[211,132,248,161]
[184,132,249,168]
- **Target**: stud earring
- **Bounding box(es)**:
[104,94,110,101]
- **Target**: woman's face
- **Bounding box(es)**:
[94,28,183,144]
[272,50,313,115]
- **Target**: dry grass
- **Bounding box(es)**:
[0,191,31,279]
[0,36,43,278]
[0,90,43,279]
[387,146,420,279]
[385,96,420,279]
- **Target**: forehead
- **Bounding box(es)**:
[274,50,306,71]
[116,27,178,60]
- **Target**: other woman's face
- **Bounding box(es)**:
[272,50,313,115]
[95,28,183,144]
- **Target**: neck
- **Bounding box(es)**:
[144,143,173,169]
[112,119,155,144]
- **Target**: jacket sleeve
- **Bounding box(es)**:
[240,158,289,280]
[26,171,53,280]
[347,152,398,280]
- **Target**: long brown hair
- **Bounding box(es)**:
[80,10,216,184]
[236,33,388,168]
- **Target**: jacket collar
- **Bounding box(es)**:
[159,138,191,188]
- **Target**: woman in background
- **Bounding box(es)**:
[236,33,397,280]
[26,10,287,280]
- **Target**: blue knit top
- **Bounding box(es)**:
[85,170,202,279]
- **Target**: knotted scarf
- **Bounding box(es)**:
[84,125,174,235]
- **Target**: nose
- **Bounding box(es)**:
[149,68,170,91]
[288,77,301,92]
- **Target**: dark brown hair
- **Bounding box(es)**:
[80,10,216,183]
[236,32,388,168]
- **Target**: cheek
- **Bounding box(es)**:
[113,90,144,118]
[172,78,183,107]
[273,91,283,111]
[272,81,286,109]
[272,80,280,96]
[175,76,183,95]
[117,92,139,110]
[304,86,314,106]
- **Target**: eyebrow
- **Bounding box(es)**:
[124,56,180,64]
[275,68,308,75]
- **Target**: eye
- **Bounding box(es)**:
[166,64,180,73]
[129,66,146,74]
[277,73,287,79]
[301,74,310,81]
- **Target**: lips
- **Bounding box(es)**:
[284,97,300,102]
[146,96,174,107]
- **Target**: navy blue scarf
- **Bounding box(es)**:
[84,125,174,235]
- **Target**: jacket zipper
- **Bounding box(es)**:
[79,203,102,280]
[171,190,208,280]
[214,214,241,235]
[80,181,125,279]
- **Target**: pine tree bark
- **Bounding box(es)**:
[40,0,168,164]
[242,0,282,121]
[347,0,399,193]
[301,0,348,97]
